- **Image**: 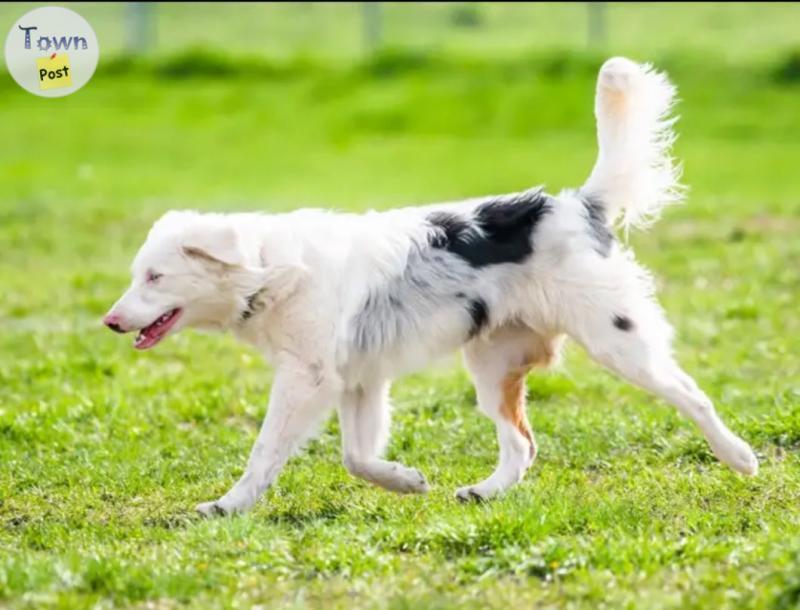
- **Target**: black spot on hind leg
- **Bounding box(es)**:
[613,315,634,331]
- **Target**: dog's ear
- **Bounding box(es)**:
[182,224,243,267]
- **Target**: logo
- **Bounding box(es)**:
[4,6,99,97]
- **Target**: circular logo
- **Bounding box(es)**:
[4,6,99,97]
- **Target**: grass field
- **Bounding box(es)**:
[1,3,800,609]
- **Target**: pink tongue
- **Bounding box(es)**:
[134,320,166,350]
[133,309,180,350]
[134,326,162,350]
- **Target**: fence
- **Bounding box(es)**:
[0,2,795,63]
[120,2,608,56]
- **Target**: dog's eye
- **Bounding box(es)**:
[146,271,163,284]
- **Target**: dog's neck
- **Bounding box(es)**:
[239,287,269,323]
[236,241,271,324]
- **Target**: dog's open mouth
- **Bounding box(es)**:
[134,308,182,350]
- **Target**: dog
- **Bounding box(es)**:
[104,57,758,516]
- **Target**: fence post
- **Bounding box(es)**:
[362,3,382,54]
[587,2,606,48]
[125,2,156,54]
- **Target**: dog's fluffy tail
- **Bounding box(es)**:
[581,57,684,231]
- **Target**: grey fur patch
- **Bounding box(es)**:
[581,195,614,257]
[351,241,483,352]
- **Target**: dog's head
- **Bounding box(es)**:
[104,211,267,350]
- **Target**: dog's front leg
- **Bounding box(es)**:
[196,359,333,517]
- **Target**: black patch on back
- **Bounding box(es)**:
[427,213,472,250]
[466,298,489,338]
[427,189,551,268]
[613,315,634,331]
[581,195,614,257]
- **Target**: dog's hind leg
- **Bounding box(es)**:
[565,292,758,476]
[456,325,562,501]
[339,381,429,494]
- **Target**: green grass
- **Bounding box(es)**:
[2,7,800,609]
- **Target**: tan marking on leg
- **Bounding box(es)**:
[496,334,563,461]
[467,329,563,465]
[524,333,565,369]
[500,368,536,460]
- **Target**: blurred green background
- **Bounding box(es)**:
[3,2,800,61]
[1,3,799,610]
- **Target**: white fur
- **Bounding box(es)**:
[106,58,757,515]
[583,57,685,230]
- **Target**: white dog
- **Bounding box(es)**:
[104,58,758,516]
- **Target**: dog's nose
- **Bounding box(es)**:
[103,313,127,334]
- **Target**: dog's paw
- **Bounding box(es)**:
[455,486,486,503]
[455,483,499,503]
[713,437,759,476]
[395,466,430,494]
[195,500,233,518]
